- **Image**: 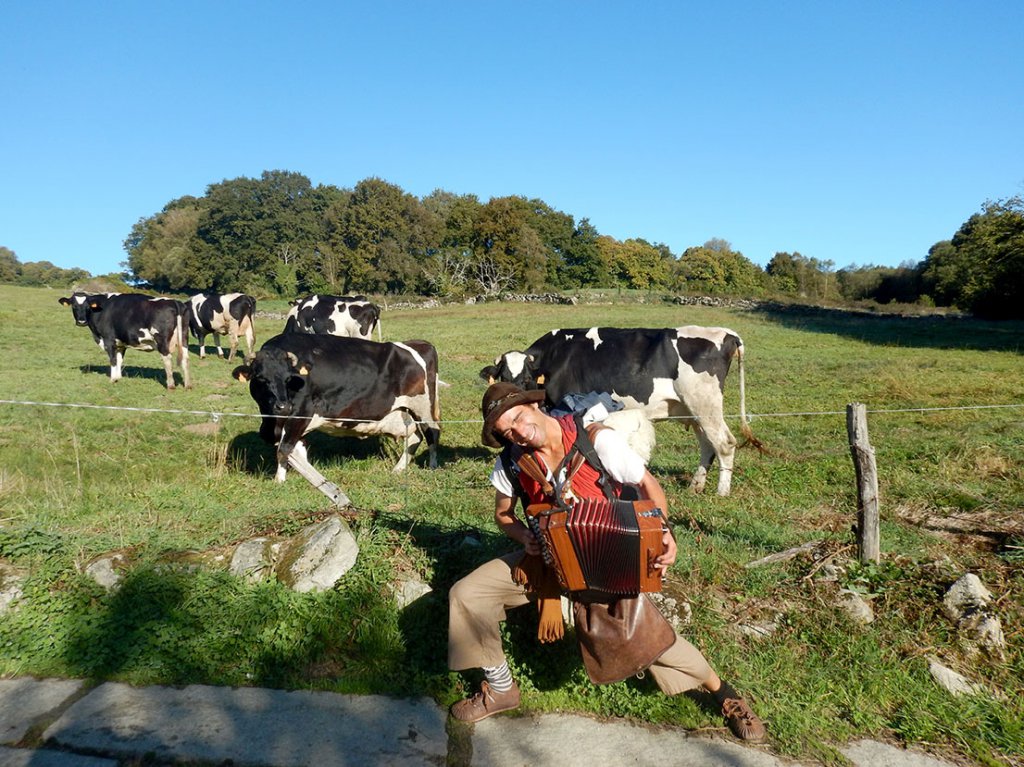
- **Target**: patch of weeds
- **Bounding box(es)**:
[0,523,66,560]
[999,536,1024,564]
[840,559,908,596]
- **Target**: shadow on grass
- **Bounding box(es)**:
[750,302,1024,353]
[226,428,496,479]
[378,511,585,696]
[76,363,186,388]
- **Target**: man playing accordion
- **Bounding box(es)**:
[447,382,766,742]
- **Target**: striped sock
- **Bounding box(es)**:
[482,661,514,693]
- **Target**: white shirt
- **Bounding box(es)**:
[489,425,647,497]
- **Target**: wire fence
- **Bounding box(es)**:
[1,398,1022,426]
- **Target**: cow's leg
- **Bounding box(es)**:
[389,411,421,472]
[197,331,208,359]
[242,320,256,362]
[105,341,124,383]
[424,422,440,469]
[213,332,225,358]
[161,352,176,389]
[274,422,310,481]
[178,338,191,390]
[226,330,239,362]
[691,417,737,496]
[275,440,295,482]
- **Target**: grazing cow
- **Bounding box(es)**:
[232,333,441,482]
[59,292,191,390]
[284,294,382,340]
[480,326,757,495]
[188,292,256,362]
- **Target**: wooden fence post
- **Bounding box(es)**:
[847,402,880,563]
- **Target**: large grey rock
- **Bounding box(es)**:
[927,657,986,697]
[0,568,23,615]
[842,739,960,767]
[43,682,446,766]
[839,589,875,624]
[472,714,784,767]
[276,516,359,593]
[0,677,84,744]
[941,573,992,620]
[229,537,281,583]
[83,554,125,590]
[393,578,432,609]
[941,574,1005,659]
[959,612,1007,660]
[0,746,117,766]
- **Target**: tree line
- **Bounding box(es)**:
[3,171,1022,318]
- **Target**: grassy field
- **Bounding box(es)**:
[0,285,1022,765]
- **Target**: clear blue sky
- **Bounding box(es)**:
[3,1,1022,278]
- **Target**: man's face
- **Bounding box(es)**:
[494,403,546,449]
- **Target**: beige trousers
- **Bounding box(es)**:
[448,552,714,695]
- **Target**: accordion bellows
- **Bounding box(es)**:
[528,498,666,595]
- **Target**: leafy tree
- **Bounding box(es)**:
[189,171,331,294]
[598,236,673,290]
[679,240,767,295]
[0,247,20,283]
[766,251,801,293]
[124,198,204,291]
[473,196,546,292]
[922,197,1024,318]
[765,251,835,299]
[559,218,606,288]
[837,262,921,304]
[16,260,89,287]
[919,240,963,307]
[326,177,440,294]
[423,189,480,252]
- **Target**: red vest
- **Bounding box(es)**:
[512,414,616,505]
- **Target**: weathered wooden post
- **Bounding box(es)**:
[847,403,880,563]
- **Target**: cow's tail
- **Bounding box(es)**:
[432,373,442,423]
[735,339,765,453]
[183,300,197,340]
[174,302,191,387]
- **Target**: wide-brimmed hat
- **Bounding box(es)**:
[480,382,546,448]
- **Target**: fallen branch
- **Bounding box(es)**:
[745,540,822,569]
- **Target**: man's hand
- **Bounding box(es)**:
[653,528,677,573]
[520,528,542,556]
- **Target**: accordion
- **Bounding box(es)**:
[527,497,666,595]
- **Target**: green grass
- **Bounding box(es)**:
[1,285,1022,764]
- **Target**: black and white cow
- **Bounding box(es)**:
[480,326,757,495]
[232,333,441,481]
[59,292,191,390]
[283,294,382,340]
[187,292,256,362]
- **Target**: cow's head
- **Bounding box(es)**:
[59,292,115,325]
[233,348,310,417]
[479,351,544,389]
[58,292,94,325]
[348,303,380,338]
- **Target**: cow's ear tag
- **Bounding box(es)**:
[298,365,310,375]
[536,374,546,385]
[488,376,496,384]
[232,366,251,382]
